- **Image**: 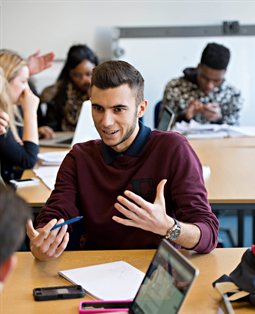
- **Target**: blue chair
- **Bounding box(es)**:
[154,100,162,128]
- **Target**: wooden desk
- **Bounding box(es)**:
[189,137,255,246]
[1,248,253,313]
[17,146,68,207]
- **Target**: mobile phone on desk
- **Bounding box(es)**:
[33,284,85,301]
[10,177,40,188]
[79,300,132,313]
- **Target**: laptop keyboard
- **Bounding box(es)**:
[58,137,73,145]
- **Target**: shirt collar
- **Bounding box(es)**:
[101,121,151,164]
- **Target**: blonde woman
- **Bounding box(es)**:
[0,49,40,182]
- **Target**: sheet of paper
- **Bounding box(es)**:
[59,261,145,300]
[186,131,228,139]
[227,126,255,137]
[33,166,59,190]
[174,120,255,139]
[37,151,68,166]
[202,165,211,181]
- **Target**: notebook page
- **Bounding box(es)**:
[59,261,145,300]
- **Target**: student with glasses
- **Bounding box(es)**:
[159,42,243,126]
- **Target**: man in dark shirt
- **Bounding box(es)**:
[159,42,243,126]
[27,60,219,261]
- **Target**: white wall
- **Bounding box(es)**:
[1,0,255,127]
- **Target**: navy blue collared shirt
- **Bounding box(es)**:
[102,122,151,164]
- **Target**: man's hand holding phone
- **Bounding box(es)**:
[185,99,204,120]
[26,218,69,261]
[202,102,222,122]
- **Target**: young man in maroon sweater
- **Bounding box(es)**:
[27,60,219,261]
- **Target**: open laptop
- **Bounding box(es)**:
[129,239,199,314]
[157,106,175,131]
[79,239,199,314]
[39,100,100,148]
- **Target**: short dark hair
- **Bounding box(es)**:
[58,44,99,81]
[0,185,31,264]
[91,60,144,104]
[200,43,230,70]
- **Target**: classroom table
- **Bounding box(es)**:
[17,136,255,245]
[0,248,253,313]
[189,136,255,247]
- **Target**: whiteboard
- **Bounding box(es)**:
[115,36,255,128]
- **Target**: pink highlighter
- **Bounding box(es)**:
[78,299,132,313]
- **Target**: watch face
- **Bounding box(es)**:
[171,228,181,240]
[165,219,181,241]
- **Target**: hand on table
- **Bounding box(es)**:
[38,126,55,139]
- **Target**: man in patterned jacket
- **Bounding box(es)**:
[159,42,243,126]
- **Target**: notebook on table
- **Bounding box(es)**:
[39,100,100,148]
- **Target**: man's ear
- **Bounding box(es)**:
[0,254,17,284]
[137,99,148,118]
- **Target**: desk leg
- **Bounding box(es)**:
[237,210,244,247]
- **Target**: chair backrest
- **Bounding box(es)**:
[154,100,162,128]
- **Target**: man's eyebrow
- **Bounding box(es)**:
[113,104,127,108]
[91,103,128,109]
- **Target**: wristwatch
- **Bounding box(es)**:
[165,218,181,241]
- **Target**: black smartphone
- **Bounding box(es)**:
[33,284,86,301]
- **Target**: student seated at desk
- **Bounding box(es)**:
[0,49,54,183]
[0,185,31,292]
[27,60,219,261]
[159,42,243,126]
[38,44,99,139]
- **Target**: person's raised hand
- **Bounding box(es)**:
[28,50,55,76]
[112,179,173,236]
[19,86,40,113]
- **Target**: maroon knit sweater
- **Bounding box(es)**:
[36,125,219,253]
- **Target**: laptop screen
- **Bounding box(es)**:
[130,239,198,314]
[157,107,175,131]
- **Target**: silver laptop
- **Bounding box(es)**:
[129,239,199,314]
[39,100,100,148]
[157,107,175,131]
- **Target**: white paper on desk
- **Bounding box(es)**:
[33,166,59,190]
[59,261,145,300]
[38,151,68,166]
[227,126,255,137]
[175,120,227,132]
[202,165,211,181]
[187,131,228,139]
